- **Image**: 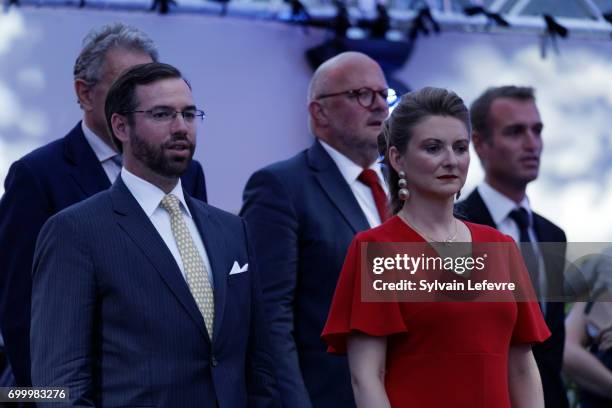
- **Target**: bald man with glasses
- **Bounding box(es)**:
[241,52,395,408]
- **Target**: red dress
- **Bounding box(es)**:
[321,216,550,408]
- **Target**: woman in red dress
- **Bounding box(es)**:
[321,87,549,407]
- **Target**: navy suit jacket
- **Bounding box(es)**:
[455,189,568,408]
[0,122,207,387]
[241,140,371,408]
[30,177,278,407]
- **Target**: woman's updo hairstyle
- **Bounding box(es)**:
[378,87,471,215]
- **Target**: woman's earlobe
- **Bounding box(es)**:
[388,146,404,174]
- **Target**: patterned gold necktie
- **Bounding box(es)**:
[160,194,215,339]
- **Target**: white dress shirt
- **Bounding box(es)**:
[81,121,122,183]
[121,168,213,285]
[320,140,388,228]
[477,182,547,301]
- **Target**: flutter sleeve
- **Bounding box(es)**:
[321,235,408,354]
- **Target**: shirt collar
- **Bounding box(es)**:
[478,181,533,226]
[120,167,191,218]
[81,121,117,163]
[319,140,386,187]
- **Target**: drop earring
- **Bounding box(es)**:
[398,171,410,201]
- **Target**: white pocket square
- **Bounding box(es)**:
[229,261,248,275]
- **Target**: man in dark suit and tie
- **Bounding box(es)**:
[0,23,207,388]
[241,52,393,407]
[456,85,568,407]
[30,62,277,406]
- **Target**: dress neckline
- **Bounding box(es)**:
[390,214,474,243]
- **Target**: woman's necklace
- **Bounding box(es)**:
[398,212,458,245]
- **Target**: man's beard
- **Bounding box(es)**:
[130,130,195,178]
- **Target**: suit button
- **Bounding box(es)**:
[211,356,218,367]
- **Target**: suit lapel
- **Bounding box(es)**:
[457,189,496,228]
[63,122,112,196]
[461,190,559,312]
[186,196,229,345]
[532,214,567,304]
[532,215,553,242]
[307,141,370,233]
[110,178,210,342]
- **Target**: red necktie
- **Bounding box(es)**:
[358,169,389,222]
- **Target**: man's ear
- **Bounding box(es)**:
[111,113,129,146]
[75,79,94,112]
[472,131,487,159]
[308,100,329,128]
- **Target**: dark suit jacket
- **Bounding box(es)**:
[456,188,568,408]
[0,122,207,387]
[30,177,278,407]
[241,140,371,408]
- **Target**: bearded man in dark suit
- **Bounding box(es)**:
[0,23,207,388]
[30,62,276,407]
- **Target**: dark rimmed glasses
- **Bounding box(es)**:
[316,87,398,108]
[121,107,205,124]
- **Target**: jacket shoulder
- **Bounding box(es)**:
[252,149,309,179]
[15,138,66,168]
[533,212,566,241]
[40,189,112,239]
[242,149,310,202]
[454,189,482,217]
[53,189,111,218]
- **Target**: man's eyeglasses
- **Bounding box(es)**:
[121,107,206,124]
[316,87,398,108]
